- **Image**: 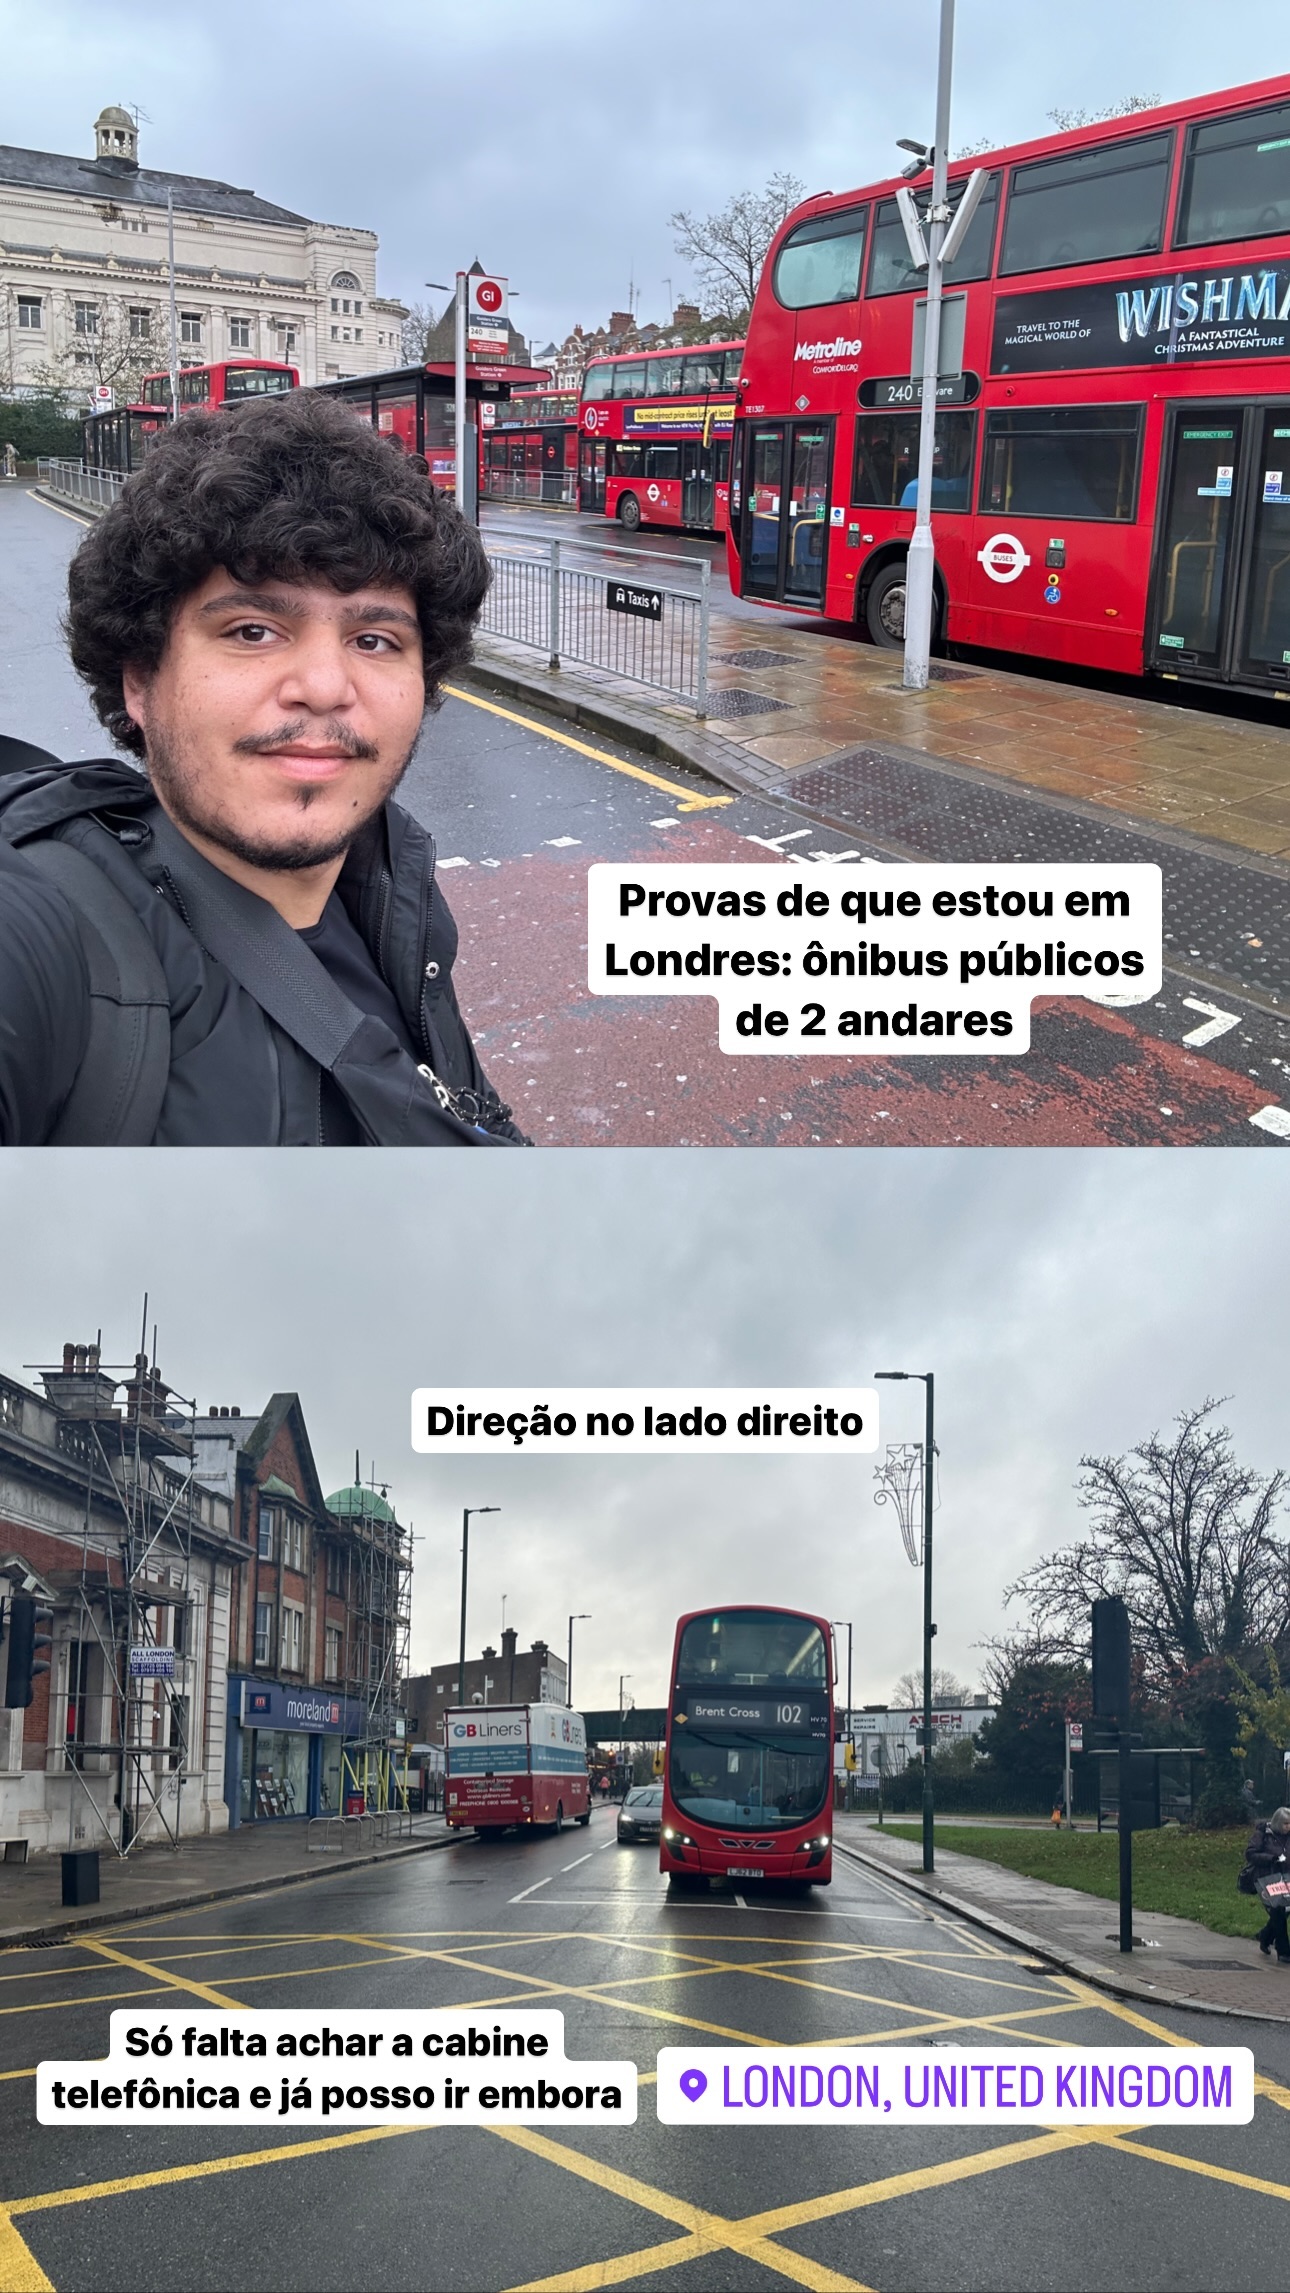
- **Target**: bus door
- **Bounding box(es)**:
[1149,408,1248,677]
[579,437,606,513]
[541,427,564,502]
[741,420,833,605]
[1235,406,1290,689]
[682,441,715,528]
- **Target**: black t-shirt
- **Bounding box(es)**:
[297,891,419,1142]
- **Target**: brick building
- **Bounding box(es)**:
[405,1627,567,1746]
[181,1397,411,1824]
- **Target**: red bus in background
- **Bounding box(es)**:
[481,388,578,505]
[661,1606,834,1890]
[141,359,299,413]
[81,402,167,473]
[730,74,1290,701]
[580,339,743,532]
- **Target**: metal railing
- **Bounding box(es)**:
[307,1812,377,1853]
[37,458,126,512]
[482,470,578,508]
[480,535,710,717]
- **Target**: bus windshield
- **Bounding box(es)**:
[669,1728,830,1831]
[675,1609,828,1685]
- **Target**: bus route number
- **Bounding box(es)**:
[776,1702,803,1725]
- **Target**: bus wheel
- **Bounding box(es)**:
[576,1809,591,1826]
[554,1801,565,1834]
[864,561,907,647]
[618,493,642,530]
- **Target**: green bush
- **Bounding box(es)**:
[0,394,83,460]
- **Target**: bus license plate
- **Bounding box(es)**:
[728,1866,765,1878]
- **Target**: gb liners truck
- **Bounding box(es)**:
[444,1704,591,1835]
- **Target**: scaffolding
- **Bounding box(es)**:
[330,1459,413,1814]
[29,1317,206,1858]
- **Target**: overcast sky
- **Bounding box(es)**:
[1,1149,1284,1715]
[5,2,1290,348]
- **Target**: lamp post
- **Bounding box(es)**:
[457,1507,499,1710]
[832,1620,853,1809]
[874,1373,936,1871]
[567,1613,590,1708]
[900,0,956,691]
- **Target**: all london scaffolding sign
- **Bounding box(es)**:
[992,266,1290,372]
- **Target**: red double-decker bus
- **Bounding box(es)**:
[481,388,578,505]
[730,75,1290,699]
[140,359,298,413]
[580,339,743,533]
[661,1605,834,1891]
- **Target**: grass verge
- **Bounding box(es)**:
[882,1823,1264,1941]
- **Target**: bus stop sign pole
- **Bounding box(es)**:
[903,0,956,693]
[454,272,467,515]
[1092,1595,1134,1953]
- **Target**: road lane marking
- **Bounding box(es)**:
[0,2211,53,2293]
[734,1894,749,1909]
[1250,1104,1290,1137]
[560,1854,592,1871]
[442,683,734,812]
[25,487,93,528]
[509,1876,553,1902]
[75,1936,244,2009]
[7,2126,425,2220]
[1089,2127,1290,2206]
[1181,996,1240,1047]
[492,2127,875,2293]
[0,1983,173,2018]
[597,1838,617,1850]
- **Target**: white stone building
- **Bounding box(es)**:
[0,104,407,399]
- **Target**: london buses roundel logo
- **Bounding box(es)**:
[584,406,601,433]
[475,279,504,314]
[977,532,1032,584]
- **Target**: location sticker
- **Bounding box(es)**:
[679,2069,708,2102]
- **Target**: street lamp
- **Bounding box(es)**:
[874,1372,937,1871]
[567,1613,590,1708]
[457,1507,500,1710]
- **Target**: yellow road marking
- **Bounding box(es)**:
[8,2125,424,2216]
[76,1937,243,2010]
[492,2127,874,2293]
[1094,2127,1290,2205]
[1056,1976,1290,2113]
[0,2211,54,2292]
[0,1985,170,2019]
[441,682,733,812]
[25,488,92,529]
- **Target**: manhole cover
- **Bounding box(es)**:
[706,686,793,718]
[715,648,796,668]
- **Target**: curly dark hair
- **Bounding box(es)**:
[66,390,491,755]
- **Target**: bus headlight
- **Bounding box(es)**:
[663,1827,694,1846]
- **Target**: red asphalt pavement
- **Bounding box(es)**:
[448,820,1277,1146]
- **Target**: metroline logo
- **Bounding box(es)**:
[795,337,862,361]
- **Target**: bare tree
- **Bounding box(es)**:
[1003,1401,1288,1690]
[1047,94,1161,132]
[401,301,440,366]
[891,1666,970,1707]
[671,172,805,325]
[30,298,159,408]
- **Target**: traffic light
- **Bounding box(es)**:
[4,1593,53,1709]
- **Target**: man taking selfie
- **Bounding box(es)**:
[0,391,526,1146]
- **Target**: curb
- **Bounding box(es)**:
[460,653,756,800]
[0,1828,460,1952]
[834,1839,1290,2028]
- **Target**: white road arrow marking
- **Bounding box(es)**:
[1250,1104,1290,1138]
[1181,997,1241,1048]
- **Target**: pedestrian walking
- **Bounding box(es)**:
[1243,1806,1290,1963]
[2,442,17,480]
[0,391,527,1147]
[1240,1777,1260,1822]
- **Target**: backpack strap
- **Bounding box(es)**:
[21,837,172,1146]
[146,810,509,1144]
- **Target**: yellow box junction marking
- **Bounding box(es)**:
[442,682,733,812]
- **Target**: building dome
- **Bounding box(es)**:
[326,1483,397,1525]
[94,106,139,168]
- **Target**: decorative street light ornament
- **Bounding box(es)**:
[873,1442,924,1567]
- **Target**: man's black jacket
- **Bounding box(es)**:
[0,757,524,1146]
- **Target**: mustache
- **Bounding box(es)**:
[231,719,381,762]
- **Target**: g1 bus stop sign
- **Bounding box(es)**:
[606,580,662,621]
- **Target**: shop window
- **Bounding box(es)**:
[248,1729,308,1818]
[979,403,1143,521]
